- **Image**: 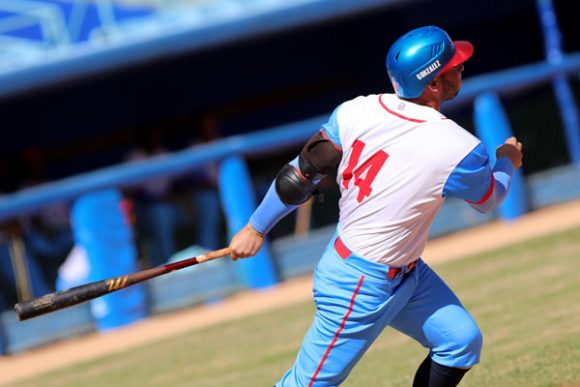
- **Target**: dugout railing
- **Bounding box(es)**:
[1,53,580,223]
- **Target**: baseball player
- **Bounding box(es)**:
[230,25,523,386]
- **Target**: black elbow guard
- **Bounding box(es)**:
[275,164,316,205]
[275,130,342,205]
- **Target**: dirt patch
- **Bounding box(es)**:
[1,200,580,385]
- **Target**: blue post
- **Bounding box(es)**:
[68,0,90,43]
[71,189,148,331]
[536,0,580,163]
[95,0,118,31]
[218,156,278,289]
[474,92,527,220]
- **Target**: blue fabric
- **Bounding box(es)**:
[444,143,516,213]
[443,143,492,202]
[492,156,515,184]
[471,156,514,213]
[321,105,342,148]
[249,182,297,235]
[389,268,483,368]
[277,231,482,386]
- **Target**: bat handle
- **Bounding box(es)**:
[196,247,232,263]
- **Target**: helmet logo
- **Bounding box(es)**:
[392,79,401,94]
[416,59,441,80]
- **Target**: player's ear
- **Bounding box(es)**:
[427,77,441,92]
[423,76,444,100]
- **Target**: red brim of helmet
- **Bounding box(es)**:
[440,40,474,74]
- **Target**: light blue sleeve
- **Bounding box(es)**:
[249,155,322,235]
[443,143,492,202]
[249,181,298,235]
[443,143,515,213]
[321,105,342,148]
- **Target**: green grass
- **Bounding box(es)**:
[8,228,580,387]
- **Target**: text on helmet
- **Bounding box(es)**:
[416,60,441,80]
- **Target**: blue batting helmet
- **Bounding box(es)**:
[386,26,473,98]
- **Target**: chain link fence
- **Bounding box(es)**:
[455,78,579,175]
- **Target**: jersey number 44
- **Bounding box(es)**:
[342,139,389,203]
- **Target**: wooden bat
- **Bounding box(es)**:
[14,247,232,321]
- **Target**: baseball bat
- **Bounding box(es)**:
[14,246,232,321]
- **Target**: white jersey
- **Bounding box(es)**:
[330,94,480,266]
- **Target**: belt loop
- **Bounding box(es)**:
[387,267,399,279]
[387,261,418,280]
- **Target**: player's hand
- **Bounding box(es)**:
[229,223,265,260]
[496,136,523,169]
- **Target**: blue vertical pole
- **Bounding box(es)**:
[68,0,90,43]
[536,0,580,163]
[95,0,117,31]
[474,92,527,220]
[72,189,148,331]
[218,156,278,289]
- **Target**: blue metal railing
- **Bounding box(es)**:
[0,1,70,47]
[0,53,579,223]
[0,0,156,52]
[0,115,325,222]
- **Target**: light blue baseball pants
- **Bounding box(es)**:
[276,234,482,386]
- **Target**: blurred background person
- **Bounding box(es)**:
[181,110,224,251]
[15,147,74,294]
[124,111,225,268]
[125,123,178,267]
[0,220,54,311]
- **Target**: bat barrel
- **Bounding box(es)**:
[15,293,65,321]
[14,281,109,321]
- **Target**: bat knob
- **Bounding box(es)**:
[14,303,23,321]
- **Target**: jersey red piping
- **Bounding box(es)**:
[378,94,426,123]
[320,129,343,151]
[309,275,365,386]
[467,177,495,205]
[293,165,308,181]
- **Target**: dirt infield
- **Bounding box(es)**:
[2,199,580,385]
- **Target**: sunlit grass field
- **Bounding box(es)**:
[9,228,580,387]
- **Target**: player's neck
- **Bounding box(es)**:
[403,79,449,111]
[404,96,441,112]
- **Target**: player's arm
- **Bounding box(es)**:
[443,137,523,213]
[229,130,343,260]
[230,105,343,260]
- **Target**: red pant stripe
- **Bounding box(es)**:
[308,275,365,386]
